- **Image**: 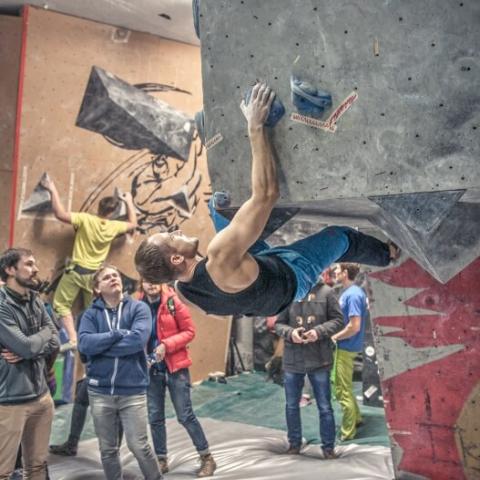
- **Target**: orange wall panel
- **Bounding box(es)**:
[13,7,230,381]
[0,15,21,250]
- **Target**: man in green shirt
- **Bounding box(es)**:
[41,176,137,348]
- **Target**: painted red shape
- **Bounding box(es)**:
[371,258,480,480]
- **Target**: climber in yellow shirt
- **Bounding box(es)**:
[41,175,137,347]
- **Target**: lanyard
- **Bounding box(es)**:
[103,302,123,331]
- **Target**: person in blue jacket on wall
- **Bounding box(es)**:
[78,264,162,480]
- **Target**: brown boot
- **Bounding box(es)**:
[197,453,216,477]
[322,448,339,460]
[157,457,169,474]
[286,445,301,455]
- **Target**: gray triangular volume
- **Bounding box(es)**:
[369,190,465,235]
[76,66,194,161]
[111,187,128,220]
[22,173,52,213]
[169,187,191,215]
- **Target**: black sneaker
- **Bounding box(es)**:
[387,240,401,263]
[49,441,78,456]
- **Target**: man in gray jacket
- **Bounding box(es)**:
[0,248,60,480]
[275,275,343,459]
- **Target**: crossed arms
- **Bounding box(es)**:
[0,302,60,363]
[78,302,152,357]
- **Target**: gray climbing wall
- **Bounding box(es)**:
[199,0,480,283]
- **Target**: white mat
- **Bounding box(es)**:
[48,418,394,479]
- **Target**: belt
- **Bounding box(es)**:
[67,264,97,275]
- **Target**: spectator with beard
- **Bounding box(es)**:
[0,248,60,480]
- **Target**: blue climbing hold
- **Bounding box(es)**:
[192,0,200,39]
[290,76,332,119]
[195,110,206,145]
[243,87,285,128]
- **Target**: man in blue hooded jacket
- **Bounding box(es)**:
[78,264,161,480]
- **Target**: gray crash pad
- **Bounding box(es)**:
[48,418,394,480]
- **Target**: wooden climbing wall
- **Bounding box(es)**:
[0,15,21,251]
[5,6,230,382]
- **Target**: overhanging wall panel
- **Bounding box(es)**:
[0,15,21,250]
[13,7,229,381]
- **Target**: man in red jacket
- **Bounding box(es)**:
[141,281,216,477]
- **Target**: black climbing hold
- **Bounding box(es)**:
[243,87,285,128]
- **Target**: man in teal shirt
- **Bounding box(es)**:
[332,263,368,441]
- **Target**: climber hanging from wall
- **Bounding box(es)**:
[134,82,400,318]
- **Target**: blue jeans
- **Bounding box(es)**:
[209,194,390,301]
[284,369,335,451]
[89,390,161,480]
[147,366,209,458]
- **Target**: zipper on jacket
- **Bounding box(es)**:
[103,302,123,395]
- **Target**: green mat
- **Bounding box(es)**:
[50,372,389,447]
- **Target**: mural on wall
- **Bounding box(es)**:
[370,259,480,480]
[75,65,205,233]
